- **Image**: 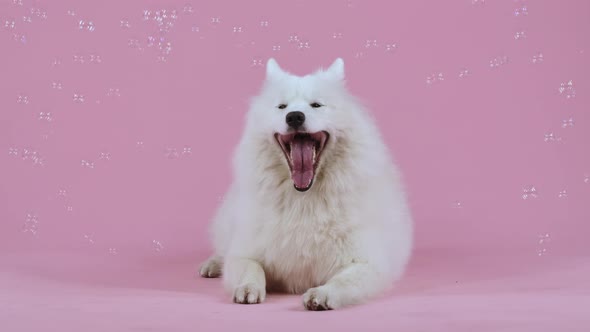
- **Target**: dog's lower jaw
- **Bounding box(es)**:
[294,179,313,192]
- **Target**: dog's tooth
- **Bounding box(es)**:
[312,147,316,163]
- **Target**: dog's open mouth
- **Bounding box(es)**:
[275,131,329,192]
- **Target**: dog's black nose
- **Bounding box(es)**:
[286,111,305,129]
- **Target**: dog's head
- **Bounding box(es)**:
[247,58,357,192]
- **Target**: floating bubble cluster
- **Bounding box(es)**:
[532,52,544,64]
[38,112,53,122]
[522,185,538,199]
[152,240,164,252]
[78,20,95,32]
[164,146,193,159]
[107,88,121,97]
[251,58,263,67]
[81,159,95,169]
[99,152,111,160]
[544,132,561,142]
[426,73,444,85]
[51,82,63,90]
[165,147,180,159]
[538,233,551,245]
[537,233,551,257]
[514,4,528,17]
[365,39,378,48]
[21,148,45,166]
[12,33,27,45]
[561,117,574,128]
[128,38,141,49]
[133,8,182,62]
[17,94,29,104]
[297,40,311,50]
[73,53,102,64]
[558,80,575,99]
[5,18,16,30]
[51,57,62,67]
[489,55,509,69]
[459,68,471,78]
[84,233,95,244]
[30,7,48,20]
[142,9,179,33]
[182,4,194,15]
[73,54,85,64]
[89,54,102,63]
[73,93,85,103]
[146,36,156,47]
[23,213,39,236]
[385,43,398,53]
[514,31,526,40]
[120,19,131,29]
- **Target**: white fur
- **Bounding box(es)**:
[199,58,413,310]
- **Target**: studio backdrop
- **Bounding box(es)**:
[1,0,589,331]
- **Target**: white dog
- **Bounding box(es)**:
[199,58,413,310]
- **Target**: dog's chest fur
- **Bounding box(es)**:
[256,190,356,294]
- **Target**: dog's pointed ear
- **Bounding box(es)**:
[266,58,285,80]
[326,58,345,80]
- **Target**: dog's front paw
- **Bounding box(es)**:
[199,257,222,278]
[303,286,339,311]
[233,283,266,304]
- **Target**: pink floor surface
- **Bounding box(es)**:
[2,249,589,331]
[1,0,590,331]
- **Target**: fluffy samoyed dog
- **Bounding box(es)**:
[199,58,413,310]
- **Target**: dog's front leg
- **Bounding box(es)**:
[302,262,386,310]
[223,256,266,304]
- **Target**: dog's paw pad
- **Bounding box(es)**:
[199,258,222,278]
[303,287,334,311]
[233,283,265,304]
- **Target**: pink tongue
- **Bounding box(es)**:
[290,138,315,189]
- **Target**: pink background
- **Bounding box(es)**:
[1,0,589,331]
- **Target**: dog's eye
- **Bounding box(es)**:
[277,104,288,109]
[310,102,323,108]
